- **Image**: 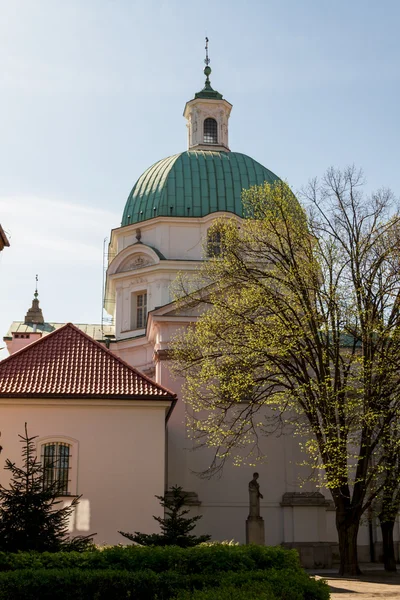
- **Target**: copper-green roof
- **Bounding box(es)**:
[4,322,115,342]
[122,151,281,226]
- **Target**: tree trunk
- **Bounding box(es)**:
[380,518,397,572]
[336,510,362,575]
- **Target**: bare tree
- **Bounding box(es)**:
[171,170,400,575]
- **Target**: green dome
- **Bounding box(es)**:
[121,150,281,226]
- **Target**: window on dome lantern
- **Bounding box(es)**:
[204,118,218,144]
[41,442,71,495]
[131,291,148,330]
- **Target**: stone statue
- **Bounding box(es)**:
[248,472,263,518]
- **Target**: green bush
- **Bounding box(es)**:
[218,570,329,600]
[175,583,276,600]
[0,567,330,600]
[0,545,329,600]
[0,544,301,574]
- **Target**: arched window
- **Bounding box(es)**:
[41,442,71,495]
[204,118,218,144]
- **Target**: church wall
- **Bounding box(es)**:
[118,221,205,261]
[183,429,328,546]
[112,320,338,548]
[114,213,239,265]
[156,361,190,490]
[114,275,179,340]
[0,399,168,546]
[105,214,398,563]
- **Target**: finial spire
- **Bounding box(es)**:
[203,37,212,89]
[204,37,210,67]
[34,274,38,298]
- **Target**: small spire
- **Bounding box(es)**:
[194,38,222,100]
[24,275,44,324]
[203,37,212,89]
[205,37,210,67]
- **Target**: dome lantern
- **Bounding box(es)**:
[183,38,232,153]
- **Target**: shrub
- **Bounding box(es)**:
[119,486,211,547]
[0,544,301,574]
[218,570,330,600]
[0,544,330,600]
[0,567,330,600]
[175,583,276,600]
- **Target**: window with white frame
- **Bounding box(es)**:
[131,291,148,330]
[41,442,71,495]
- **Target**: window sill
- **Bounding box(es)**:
[56,494,79,499]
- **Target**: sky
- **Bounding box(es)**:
[0,0,399,357]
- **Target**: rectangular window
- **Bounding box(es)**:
[131,291,148,330]
[136,292,147,328]
[41,442,71,495]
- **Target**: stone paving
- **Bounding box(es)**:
[313,569,400,600]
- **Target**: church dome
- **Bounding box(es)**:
[121,150,281,226]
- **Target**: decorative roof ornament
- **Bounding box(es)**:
[195,37,223,100]
[24,274,45,324]
[0,224,10,251]
[204,36,211,83]
[205,37,210,66]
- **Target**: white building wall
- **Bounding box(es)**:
[0,399,168,546]
[106,212,400,562]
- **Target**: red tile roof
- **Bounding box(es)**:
[0,323,176,401]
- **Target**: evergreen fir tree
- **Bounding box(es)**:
[0,424,93,552]
[119,485,211,547]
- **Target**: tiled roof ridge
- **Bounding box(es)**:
[0,322,176,399]
[65,323,177,398]
[0,323,68,365]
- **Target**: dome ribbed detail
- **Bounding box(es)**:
[121,151,281,226]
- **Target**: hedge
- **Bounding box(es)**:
[175,585,276,600]
[0,544,301,574]
[0,568,330,600]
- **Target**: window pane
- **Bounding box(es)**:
[207,230,222,257]
[204,118,218,144]
[41,442,71,495]
[136,292,147,329]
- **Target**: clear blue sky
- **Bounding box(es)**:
[1,0,399,354]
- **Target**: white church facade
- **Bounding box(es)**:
[2,56,397,567]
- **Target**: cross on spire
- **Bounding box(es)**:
[204,37,210,66]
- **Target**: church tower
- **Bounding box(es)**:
[183,38,232,152]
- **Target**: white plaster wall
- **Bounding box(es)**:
[106,216,400,551]
[112,214,240,265]
[0,400,167,546]
[111,322,328,546]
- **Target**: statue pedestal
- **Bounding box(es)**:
[246,516,265,545]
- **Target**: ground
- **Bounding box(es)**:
[313,567,400,600]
